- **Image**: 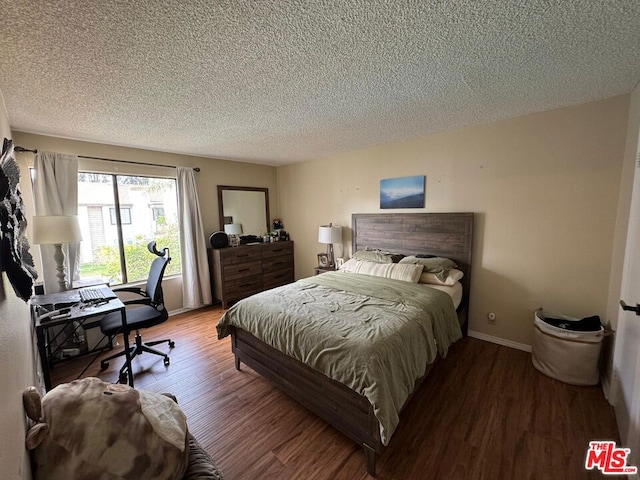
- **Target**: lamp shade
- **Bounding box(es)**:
[318,225,342,244]
[32,215,83,245]
[224,223,243,235]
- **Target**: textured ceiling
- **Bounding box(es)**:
[0,1,639,166]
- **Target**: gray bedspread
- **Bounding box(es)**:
[216,271,462,445]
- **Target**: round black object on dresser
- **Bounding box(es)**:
[209,231,229,249]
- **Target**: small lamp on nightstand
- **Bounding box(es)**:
[32,215,83,291]
[318,224,342,268]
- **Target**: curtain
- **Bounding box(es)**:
[32,151,80,292]
[176,167,212,308]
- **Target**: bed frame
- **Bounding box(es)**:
[229,212,474,475]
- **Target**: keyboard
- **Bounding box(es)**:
[79,286,116,303]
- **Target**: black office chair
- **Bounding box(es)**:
[99,241,174,382]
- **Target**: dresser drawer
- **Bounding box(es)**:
[225,275,262,300]
[224,261,262,281]
[208,241,294,308]
[218,247,262,266]
[263,267,294,290]
[262,242,293,259]
[262,254,293,273]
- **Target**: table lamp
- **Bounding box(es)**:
[318,224,342,267]
[32,215,83,291]
[224,223,242,246]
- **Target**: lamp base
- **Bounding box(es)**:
[327,244,335,268]
[53,243,68,291]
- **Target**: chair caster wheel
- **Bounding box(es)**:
[169,341,175,348]
[119,373,128,384]
[100,362,109,371]
[164,357,170,366]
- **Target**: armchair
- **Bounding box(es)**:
[99,241,174,383]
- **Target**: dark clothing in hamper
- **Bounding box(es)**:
[541,315,601,332]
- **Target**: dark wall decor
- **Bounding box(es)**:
[0,138,37,301]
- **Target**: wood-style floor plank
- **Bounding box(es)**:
[50,306,620,479]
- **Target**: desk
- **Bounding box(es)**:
[31,290,134,391]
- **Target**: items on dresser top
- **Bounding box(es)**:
[208,241,294,308]
[209,231,229,249]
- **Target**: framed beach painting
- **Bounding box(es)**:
[380,175,425,209]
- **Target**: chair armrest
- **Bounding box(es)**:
[122,297,152,306]
[159,394,224,480]
[112,286,152,306]
[113,286,146,295]
[183,434,224,480]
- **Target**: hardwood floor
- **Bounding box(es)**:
[50,306,620,479]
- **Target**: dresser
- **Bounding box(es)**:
[208,241,294,308]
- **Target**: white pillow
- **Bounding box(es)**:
[419,268,464,286]
[340,259,422,283]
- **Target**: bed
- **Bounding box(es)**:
[216,212,474,475]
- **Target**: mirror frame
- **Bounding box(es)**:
[217,185,270,233]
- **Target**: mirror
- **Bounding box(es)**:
[217,185,270,237]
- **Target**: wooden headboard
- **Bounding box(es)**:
[352,213,474,330]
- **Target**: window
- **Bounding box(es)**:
[77,173,181,285]
[109,207,131,225]
[150,205,166,233]
[151,206,165,221]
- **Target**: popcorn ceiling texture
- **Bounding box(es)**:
[0,1,639,165]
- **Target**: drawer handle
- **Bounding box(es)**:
[238,283,254,288]
[237,254,249,258]
[238,268,250,273]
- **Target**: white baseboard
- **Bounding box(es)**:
[467,330,532,353]
[168,304,215,317]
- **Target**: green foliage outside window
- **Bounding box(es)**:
[79,222,181,285]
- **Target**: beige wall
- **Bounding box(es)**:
[13,132,279,311]
[0,91,35,478]
[277,96,629,347]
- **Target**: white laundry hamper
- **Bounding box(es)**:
[531,310,605,386]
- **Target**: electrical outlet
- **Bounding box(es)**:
[487,312,496,324]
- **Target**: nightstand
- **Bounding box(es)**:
[314,266,336,275]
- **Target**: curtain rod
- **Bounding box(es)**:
[14,146,201,172]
